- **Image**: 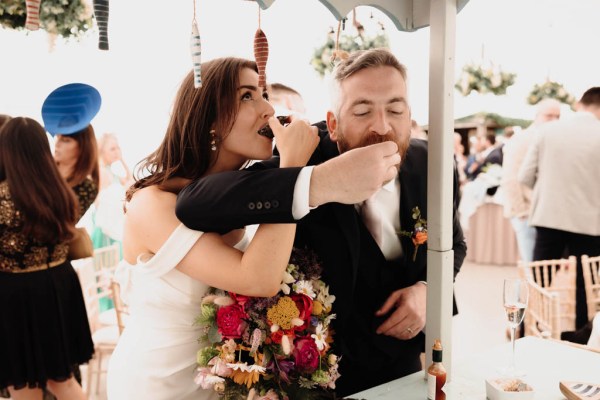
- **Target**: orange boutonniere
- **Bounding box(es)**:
[397,206,428,261]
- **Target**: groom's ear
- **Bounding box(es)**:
[326,111,339,142]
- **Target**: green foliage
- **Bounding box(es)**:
[455,62,516,96]
[527,80,576,107]
[0,0,92,39]
[311,31,389,77]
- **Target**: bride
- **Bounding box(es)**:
[106,58,319,399]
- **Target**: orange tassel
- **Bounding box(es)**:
[254,29,269,88]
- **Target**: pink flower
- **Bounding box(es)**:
[290,294,313,330]
[257,389,280,399]
[230,292,250,308]
[216,304,248,339]
[293,337,320,373]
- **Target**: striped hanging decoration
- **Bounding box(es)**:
[93,0,110,50]
[24,0,41,31]
[253,8,268,88]
[190,1,202,88]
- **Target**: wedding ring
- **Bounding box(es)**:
[406,327,413,334]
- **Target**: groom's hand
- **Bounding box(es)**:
[374,282,427,340]
[309,141,400,207]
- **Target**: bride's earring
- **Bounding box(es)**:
[210,129,217,151]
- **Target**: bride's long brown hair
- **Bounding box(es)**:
[126,58,258,202]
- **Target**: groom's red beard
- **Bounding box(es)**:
[337,130,409,169]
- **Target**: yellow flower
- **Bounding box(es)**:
[267,296,300,330]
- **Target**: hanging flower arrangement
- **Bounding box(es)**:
[455,62,516,96]
[0,0,93,40]
[311,10,389,78]
[311,30,389,77]
[527,80,576,106]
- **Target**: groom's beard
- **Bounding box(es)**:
[336,129,409,170]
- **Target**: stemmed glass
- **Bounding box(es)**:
[501,278,529,377]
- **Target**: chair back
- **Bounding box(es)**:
[92,243,120,273]
[582,254,600,322]
[518,256,577,337]
[526,280,562,339]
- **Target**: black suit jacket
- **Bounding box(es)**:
[176,122,467,396]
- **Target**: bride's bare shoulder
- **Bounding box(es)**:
[126,186,176,217]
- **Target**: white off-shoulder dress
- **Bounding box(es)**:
[107,224,245,400]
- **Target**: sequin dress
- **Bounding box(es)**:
[0,179,97,391]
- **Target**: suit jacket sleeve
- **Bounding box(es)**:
[175,166,302,234]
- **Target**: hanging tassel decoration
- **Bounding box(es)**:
[93,0,110,50]
[253,7,269,88]
[24,0,41,31]
[190,21,202,88]
[330,19,349,65]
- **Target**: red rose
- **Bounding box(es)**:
[216,304,247,339]
[293,337,320,373]
[290,294,313,331]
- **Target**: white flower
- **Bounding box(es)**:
[194,367,225,389]
[281,334,292,355]
[316,283,336,310]
[311,323,328,351]
[226,362,266,374]
[293,280,316,298]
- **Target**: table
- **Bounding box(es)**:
[350,337,600,399]
[465,202,519,266]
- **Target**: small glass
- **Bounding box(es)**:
[501,278,529,377]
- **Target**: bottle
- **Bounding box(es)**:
[427,339,447,400]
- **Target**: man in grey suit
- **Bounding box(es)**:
[518,87,600,329]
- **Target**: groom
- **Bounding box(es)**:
[176,48,466,396]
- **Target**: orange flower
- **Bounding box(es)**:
[412,231,427,246]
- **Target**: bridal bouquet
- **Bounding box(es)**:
[195,247,340,399]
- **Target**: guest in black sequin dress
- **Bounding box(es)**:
[0,117,94,400]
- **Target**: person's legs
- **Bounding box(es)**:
[7,386,43,400]
[510,217,536,263]
[566,232,600,329]
[533,226,566,262]
[45,378,87,400]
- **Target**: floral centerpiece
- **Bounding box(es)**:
[0,0,92,40]
[194,247,341,400]
[455,62,516,96]
[527,80,576,107]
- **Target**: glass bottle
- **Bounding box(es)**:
[427,339,447,399]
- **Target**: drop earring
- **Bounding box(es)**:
[210,129,217,151]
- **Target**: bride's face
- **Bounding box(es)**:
[217,68,275,168]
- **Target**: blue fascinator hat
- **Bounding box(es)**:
[42,83,102,136]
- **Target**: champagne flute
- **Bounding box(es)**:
[502,278,529,377]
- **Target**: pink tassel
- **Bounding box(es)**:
[25,0,41,31]
[254,29,269,88]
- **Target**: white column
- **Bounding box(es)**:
[426,0,457,379]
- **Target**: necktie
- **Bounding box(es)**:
[359,196,383,247]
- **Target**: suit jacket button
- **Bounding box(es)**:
[256,201,263,210]
[264,201,271,209]
[248,202,255,210]
[272,200,279,208]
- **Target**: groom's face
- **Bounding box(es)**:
[327,65,411,163]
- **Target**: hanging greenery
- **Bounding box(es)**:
[455,62,516,96]
[527,80,576,106]
[0,0,93,40]
[311,27,389,77]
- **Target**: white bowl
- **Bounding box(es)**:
[485,378,535,400]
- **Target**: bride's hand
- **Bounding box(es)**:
[269,116,319,168]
